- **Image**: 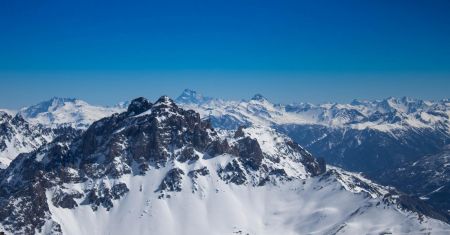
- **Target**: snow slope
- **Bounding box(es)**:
[47,167,450,235]
[19,97,124,130]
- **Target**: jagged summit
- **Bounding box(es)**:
[0,111,11,124]
[251,93,267,101]
[176,89,213,104]
[127,97,152,115]
[154,95,175,106]
[0,111,54,168]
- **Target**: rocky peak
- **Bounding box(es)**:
[49,97,78,106]
[0,111,12,124]
[127,97,152,115]
[251,94,267,102]
[151,96,180,115]
[176,89,213,104]
[154,95,175,107]
[350,99,371,106]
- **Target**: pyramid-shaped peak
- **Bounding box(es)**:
[176,89,212,104]
[154,95,176,106]
[251,94,267,101]
[181,89,198,96]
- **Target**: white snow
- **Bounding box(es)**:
[180,95,450,134]
[45,163,450,235]
[19,98,125,130]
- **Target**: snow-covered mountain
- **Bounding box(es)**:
[0,97,111,168]
[19,97,125,130]
[178,92,450,133]
[1,96,448,235]
[177,90,450,216]
[175,89,215,104]
[0,111,54,168]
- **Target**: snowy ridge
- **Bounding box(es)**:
[19,97,124,130]
[0,112,54,168]
[179,93,450,134]
[0,96,449,234]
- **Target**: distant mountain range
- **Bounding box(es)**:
[0,89,449,226]
[1,96,448,234]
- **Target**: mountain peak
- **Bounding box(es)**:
[155,95,174,105]
[176,89,212,104]
[127,97,152,115]
[0,111,12,124]
[251,94,267,101]
[49,96,77,103]
[181,89,198,97]
[350,99,371,106]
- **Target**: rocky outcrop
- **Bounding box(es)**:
[158,168,185,192]
[127,97,153,115]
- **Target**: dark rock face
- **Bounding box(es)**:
[205,139,232,158]
[218,159,247,185]
[111,183,130,199]
[52,189,83,209]
[188,167,210,179]
[236,137,264,170]
[251,94,266,101]
[234,126,246,138]
[177,147,199,163]
[127,97,153,115]
[158,168,184,192]
[77,96,215,179]
[81,183,129,211]
[269,169,288,177]
[0,127,81,234]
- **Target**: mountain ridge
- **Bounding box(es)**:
[1,96,448,234]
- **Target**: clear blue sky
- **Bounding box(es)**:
[0,0,449,108]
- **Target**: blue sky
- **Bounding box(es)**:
[0,0,449,108]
